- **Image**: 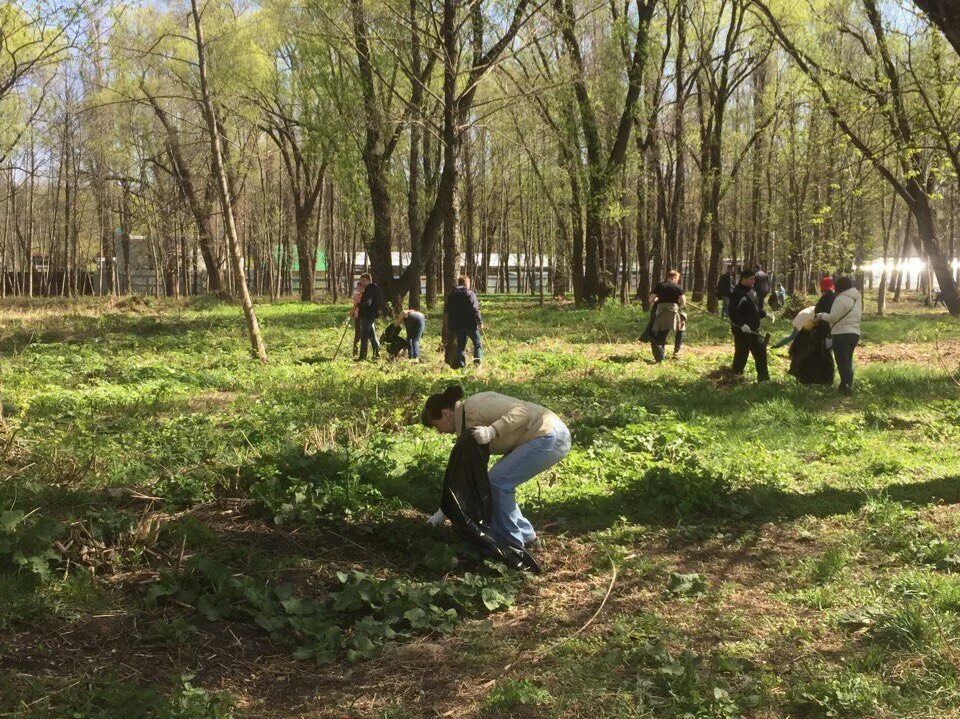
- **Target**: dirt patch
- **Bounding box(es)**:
[185,391,238,413]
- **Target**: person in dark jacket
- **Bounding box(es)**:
[716,264,736,318]
[815,275,837,314]
[356,272,383,361]
[729,269,770,382]
[444,275,483,368]
[753,264,771,310]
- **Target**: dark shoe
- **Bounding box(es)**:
[839,384,852,396]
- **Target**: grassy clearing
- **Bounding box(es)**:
[1,294,959,718]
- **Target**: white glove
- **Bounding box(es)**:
[426,509,446,526]
[471,426,496,445]
[740,324,751,334]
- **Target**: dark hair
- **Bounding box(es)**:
[753,264,763,271]
[740,269,756,280]
[421,385,465,425]
[835,275,855,292]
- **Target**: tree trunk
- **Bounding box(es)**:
[191,0,267,363]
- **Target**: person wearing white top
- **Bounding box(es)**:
[817,275,862,395]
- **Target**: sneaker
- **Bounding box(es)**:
[673,347,684,357]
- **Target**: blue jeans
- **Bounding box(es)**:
[455,328,482,367]
[721,296,730,318]
[832,333,859,388]
[488,426,572,547]
[359,318,380,359]
[651,330,684,362]
[406,315,425,359]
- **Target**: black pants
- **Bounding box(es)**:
[732,327,769,381]
[756,293,767,311]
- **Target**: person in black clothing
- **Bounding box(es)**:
[648,270,686,362]
[815,275,837,314]
[716,264,736,318]
[445,275,483,367]
[729,269,770,382]
[356,272,383,361]
[753,264,771,311]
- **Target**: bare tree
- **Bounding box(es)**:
[190,0,268,361]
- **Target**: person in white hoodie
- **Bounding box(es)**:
[818,275,862,395]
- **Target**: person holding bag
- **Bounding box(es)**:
[818,275,861,395]
[421,386,571,549]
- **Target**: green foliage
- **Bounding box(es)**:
[1,674,233,719]
[484,678,553,709]
[2,299,960,717]
[147,555,524,664]
[861,497,960,570]
[788,671,886,719]
[0,509,60,580]
[666,572,708,598]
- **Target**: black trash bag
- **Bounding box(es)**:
[444,334,460,369]
[639,310,654,343]
[380,324,408,359]
[788,320,835,385]
[439,430,541,574]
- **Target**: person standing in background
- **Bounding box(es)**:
[819,275,862,395]
[815,275,837,314]
[716,264,736,318]
[729,269,770,383]
[356,273,383,362]
[753,264,771,311]
[648,270,687,362]
[444,276,484,368]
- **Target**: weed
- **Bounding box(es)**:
[484,679,553,709]
[788,670,886,718]
[0,509,60,580]
[666,572,708,598]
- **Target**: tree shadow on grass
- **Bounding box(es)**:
[530,473,960,538]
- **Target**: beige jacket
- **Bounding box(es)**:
[454,392,564,455]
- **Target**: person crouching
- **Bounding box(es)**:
[421,385,570,549]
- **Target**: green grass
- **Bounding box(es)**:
[0,294,959,717]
